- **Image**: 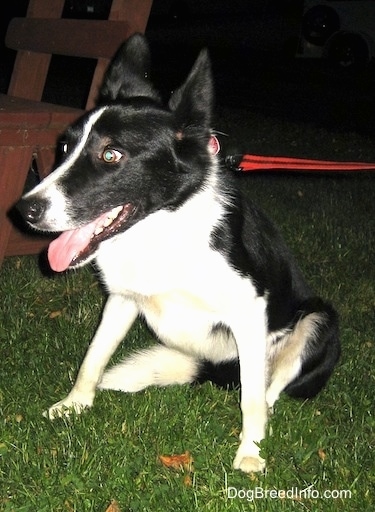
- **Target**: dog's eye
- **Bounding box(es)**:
[60,142,69,154]
[101,148,123,164]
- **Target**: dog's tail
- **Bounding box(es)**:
[194,359,240,389]
[98,344,241,393]
[98,345,200,392]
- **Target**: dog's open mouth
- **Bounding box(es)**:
[47,203,136,272]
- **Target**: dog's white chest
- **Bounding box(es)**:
[137,289,239,361]
[96,189,227,296]
[97,225,209,295]
[95,187,260,362]
[95,201,257,362]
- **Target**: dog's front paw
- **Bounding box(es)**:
[233,443,266,473]
[43,392,94,420]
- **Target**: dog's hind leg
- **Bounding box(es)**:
[266,299,340,408]
[45,294,138,419]
[283,299,340,400]
[98,345,199,392]
[265,315,314,409]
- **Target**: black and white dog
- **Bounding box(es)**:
[17,34,340,473]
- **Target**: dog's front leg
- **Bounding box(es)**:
[232,297,268,473]
[45,294,138,419]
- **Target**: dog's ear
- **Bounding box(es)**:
[98,33,160,104]
[169,49,213,135]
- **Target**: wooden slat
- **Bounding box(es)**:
[0,94,83,117]
[26,0,65,18]
[6,18,132,60]
[85,0,153,109]
[7,0,65,100]
[7,228,51,257]
[0,94,83,131]
[0,146,34,262]
[110,0,153,32]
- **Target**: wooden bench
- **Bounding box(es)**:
[0,0,153,265]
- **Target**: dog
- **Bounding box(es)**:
[16,34,340,473]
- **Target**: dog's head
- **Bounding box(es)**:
[16,34,216,272]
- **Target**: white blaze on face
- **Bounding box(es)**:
[22,107,107,232]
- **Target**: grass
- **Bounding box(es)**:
[1,109,374,511]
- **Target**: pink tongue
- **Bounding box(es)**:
[48,212,109,272]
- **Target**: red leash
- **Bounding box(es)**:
[226,154,375,173]
[209,136,375,173]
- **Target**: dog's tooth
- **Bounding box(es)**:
[104,206,122,224]
[112,205,122,217]
[93,206,122,237]
[103,216,113,228]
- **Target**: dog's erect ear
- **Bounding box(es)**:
[169,49,213,134]
[99,33,160,104]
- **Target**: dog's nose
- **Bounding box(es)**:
[16,197,46,224]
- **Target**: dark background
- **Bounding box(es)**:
[1,0,375,136]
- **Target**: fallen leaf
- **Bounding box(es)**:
[248,471,259,482]
[318,448,327,461]
[64,500,74,512]
[183,474,193,487]
[105,500,121,512]
[49,310,62,319]
[159,451,193,471]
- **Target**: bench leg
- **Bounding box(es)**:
[35,146,56,179]
[0,147,34,265]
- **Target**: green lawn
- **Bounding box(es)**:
[1,109,374,511]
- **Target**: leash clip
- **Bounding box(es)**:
[225,154,244,172]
